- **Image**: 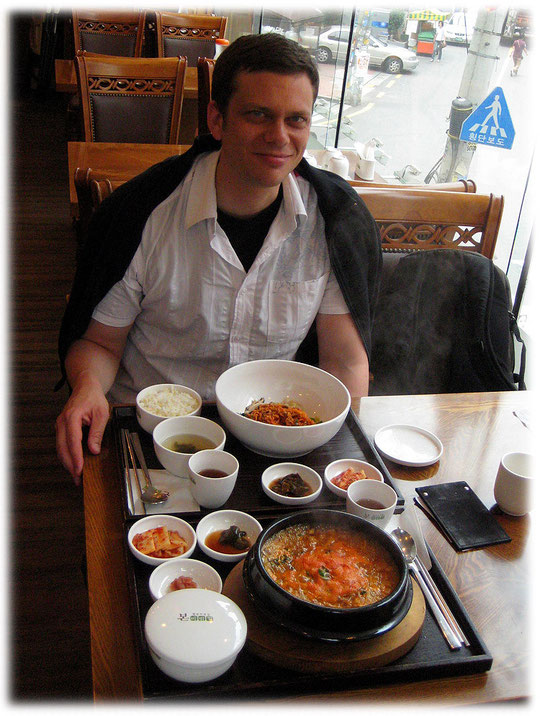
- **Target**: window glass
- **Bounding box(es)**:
[256,5,533,305]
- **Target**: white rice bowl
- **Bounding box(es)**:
[136,384,202,433]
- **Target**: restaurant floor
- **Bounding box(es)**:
[10,85,93,699]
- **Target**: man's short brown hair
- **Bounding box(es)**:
[211,33,319,116]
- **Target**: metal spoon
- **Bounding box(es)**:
[391,527,462,650]
[127,432,169,505]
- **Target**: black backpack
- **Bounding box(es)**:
[369,249,526,395]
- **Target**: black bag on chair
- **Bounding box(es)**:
[370,250,526,395]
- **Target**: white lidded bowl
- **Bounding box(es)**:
[153,415,226,478]
[324,458,384,498]
[149,558,222,601]
[261,462,322,506]
[196,510,262,563]
[136,383,202,433]
[215,360,351,458]
[128,514,196,566]
[145,589,247,683]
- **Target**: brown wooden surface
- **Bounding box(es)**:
[68,141,191,215]
[223,561,425,673]
[83,391,531,703]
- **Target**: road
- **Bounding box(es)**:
[312,43,470,180]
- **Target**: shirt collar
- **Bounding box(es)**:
[184,151,308,230]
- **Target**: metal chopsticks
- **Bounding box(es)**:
[415,557,470,647]
[121,428,147,515]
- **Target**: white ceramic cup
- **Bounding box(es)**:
[346,479,397,529]
[188,450,239,509]
[356,157,375,180]
[494,452,533,516]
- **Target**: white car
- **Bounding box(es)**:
[316,28,419,74]
[445,12,477,45]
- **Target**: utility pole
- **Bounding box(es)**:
[436,7,508,182]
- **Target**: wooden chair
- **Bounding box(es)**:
[75,54,187,143]
[72,10,146,57]
[154,12,227,65]
[348,178,477,192]
[355,187,504,258]
[197,57,215,135]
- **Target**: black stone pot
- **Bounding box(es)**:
[243,508,412,642]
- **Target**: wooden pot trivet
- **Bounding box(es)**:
[223,561,425,674]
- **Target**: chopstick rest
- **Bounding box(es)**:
[415,481,511,551]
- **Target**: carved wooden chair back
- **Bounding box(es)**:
[72,10,146,57]
[355,187,503,258]
[154,12,227,65]
[197,57,215,135]
[75,54,187,143]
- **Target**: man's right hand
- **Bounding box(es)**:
[55,374,111,485]
[56,320,132,484]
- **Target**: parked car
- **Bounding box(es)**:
[445,12,477,45]
[315,28,418,73]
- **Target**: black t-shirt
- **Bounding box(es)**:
[217,186,283,272]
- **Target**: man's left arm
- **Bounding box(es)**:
[316,312,370,398]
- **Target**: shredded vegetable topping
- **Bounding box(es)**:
[243,402,316,426]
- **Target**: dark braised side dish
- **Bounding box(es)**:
[270,472,312,497]
[219,525,251,551]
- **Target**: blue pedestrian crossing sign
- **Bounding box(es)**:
[460,87,515,150]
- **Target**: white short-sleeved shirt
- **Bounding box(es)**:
[93,151,349,402]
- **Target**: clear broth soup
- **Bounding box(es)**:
[162,434,216,454]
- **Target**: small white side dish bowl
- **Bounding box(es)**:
[136,383,202,433]
[196,510,262,563]
[215,359,351,458]
[149,558,222,601]
[153,416,226,478]
[145,589,247,683]
[261,463,322,506]
[128,514,196,566]
[324,458,384,498]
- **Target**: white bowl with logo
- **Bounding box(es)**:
[144,589,247,682]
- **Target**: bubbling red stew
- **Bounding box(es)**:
[261,523,399,609]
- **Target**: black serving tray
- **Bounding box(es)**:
[112,404,404,522]
[124,521,492,702]
[114,404,491,700]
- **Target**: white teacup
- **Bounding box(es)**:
[494,452,533,516]
[346,479,397,529]
[188,450,239,509]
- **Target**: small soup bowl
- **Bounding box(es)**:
[153,415,226,478]
[196,510,262,563]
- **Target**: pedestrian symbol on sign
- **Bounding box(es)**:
[459,87,515,150]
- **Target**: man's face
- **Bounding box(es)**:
[208,70,314,191]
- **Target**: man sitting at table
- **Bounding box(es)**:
[56,33,381,483]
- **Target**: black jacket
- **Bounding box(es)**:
[58,134,381,385]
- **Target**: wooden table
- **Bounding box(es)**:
[68,141,191,217]
[83,391,531,703]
